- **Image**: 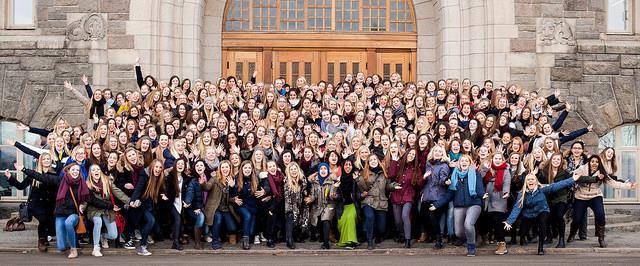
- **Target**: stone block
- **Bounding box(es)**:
[569,82,593,97]
[78,0,99,12]
[595,54,620,61]
[15,50,37,56]
[20,57,55,70]
[30,92,64,127]
[27,71,56,84]
[583,61,619,75]
[515,3,540,17]
[101,0,130,13]
[0,41,37,50]
[605,41,640,54]
[16,85,47,122]
[621,55,640,68]
[621,69,634,76]
[564,0,589,10]
[54,0,79,5]
[612,76,638,122]
[0,57,19,64]
[3,78,26,102]
[1,100,20,120]
[577,97,608,135]
[599,101,623,129]
[107,35,134,49]
[551,67,582,81]
[541,3,563,17]
[590,81,614,106]
[578,41,605,53]
[55,63,92,77]
[511,39,535,52]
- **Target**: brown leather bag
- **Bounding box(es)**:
[4,217,17,231]
[69,188,87,234]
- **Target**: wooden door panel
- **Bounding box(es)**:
[377,52,411,82]
[224,51,263,83]
[273,51,318,85]
[324,51,367,85]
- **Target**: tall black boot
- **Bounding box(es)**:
[404,239,411,249]
[596,225,607,248]
[566,223,578,243]
[321,221,330,249]
[537,241,545,255]
[555,235,565,248]
[434,234,443,249]
[367,239,374,250]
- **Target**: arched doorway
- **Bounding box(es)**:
[221,0,417,84]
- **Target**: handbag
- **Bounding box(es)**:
[109,191,126,233]
[69,188,87,234]
[19,201,32,223]
[4,217,17,231]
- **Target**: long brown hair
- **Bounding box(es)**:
[363,154,387,182]
[598,147,618,174]
[398,148,420,186]
[142,159,165,203]
[237,160,258,193]
[544,152,566,184]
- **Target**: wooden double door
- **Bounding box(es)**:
[222,49,415,85]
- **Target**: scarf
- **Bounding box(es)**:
[449,151,462,161]
[268,171,285,201]
[487,163,508,192]
[90,98,106,118]
[91,177,104,196]
[56,172,90,207]
[131,165,143,186]
[317,162,330,186]
[449,167,478,197]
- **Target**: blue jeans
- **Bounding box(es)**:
[362,205,386,241]
[236,206,256,237]
[55,214,79,251]
[572,196,605,227]
[185,209,205,228]
[211,210,237,245]
[447,201,455,236]
[129,207,155,246]
[92,215,118,246]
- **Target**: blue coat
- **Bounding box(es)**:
[506,177,574,225]
[184,178,204,210]
[420,160,450,202]
[435,169,484,208]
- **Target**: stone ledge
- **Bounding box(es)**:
[578,40,640,54]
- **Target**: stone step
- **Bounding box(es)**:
[606,221,640,233]
[588,214,636,225]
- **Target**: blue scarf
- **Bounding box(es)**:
[449,167,478,197]
[317,162,330,186]
[449,151,462,161]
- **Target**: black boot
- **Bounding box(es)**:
[321,221,331,249]
[404,239,411,249]
[172,239,183,251]
[434,234,444,249]
[596,225,607,248]
[555,235,565,248]
[367,239,374,250]
[537,241,545,255]
[242,236,250,250]
[567,223,578,243]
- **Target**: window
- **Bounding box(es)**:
[0,122,41,202]
[607,0,632,33]
[223,0,415,33]
[598,124,640,202]
[5,0,35,29]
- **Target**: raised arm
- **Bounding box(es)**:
[135,57,144,88]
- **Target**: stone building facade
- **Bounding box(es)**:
[0,0,639,149]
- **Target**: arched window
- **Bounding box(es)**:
[599,124,640,202]
[223,0,415,32]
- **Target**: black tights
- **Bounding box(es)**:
[521,212,549,250]
[490,211,506,242]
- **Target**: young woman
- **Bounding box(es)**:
[537,153,572,248]
[306,162,338,249]
[85,164,129,257]
[355,154,399,250]
[184,160,206,249]
[229,160,261,250]
[126,158,160,256]
[284,162,307,249]
[420,145,450,249]
[337,158,359,249]
[480,152,511,255]
[4,153,58,252]
[504,170,582,255]
[201,160,237,250]
[166,158,190,250]
[264,160,284,248]
[568,155,636,248]
[430,155,485,257]
[389,149,422,248]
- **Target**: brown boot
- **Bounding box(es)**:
[596,225,607,248]
[194,228,203,250]
[68,248,78,259]
[228,234,237,245]
[567,223,578,243]
[37,238,48,252]
[494,241,508,255]
[417,232,428,243]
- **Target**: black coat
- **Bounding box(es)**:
[10,169,58,216]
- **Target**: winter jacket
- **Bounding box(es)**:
[356,167,395,211]
[480,165,512,212]
[11,169,57,216]
[420,160,450,202]
[435,169,485,209]
[506,177,574,225]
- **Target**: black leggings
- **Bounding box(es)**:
[422,201,444,238]
[521,212,549,247]
[170,207,182,242]
[33,212,54,239]
[490,211,506,242]
[550,203,568,238]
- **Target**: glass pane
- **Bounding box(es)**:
[12,0,34,25]
[0,146,17,170]
[599,130,615,150]
[396,64,403,77]
[236,62,244,81]
[621,151,636,198]
[0,171,15,197]
[280,62,288,79]
[607,0,628,32]
[383,64,390,79]
[248,62,256,82]
[292,62,300,80]
[340,63,347,81]
[328,63,335,84]
[352,63,359,75]
[304,62,312,84]
[0,122,17,142]
[621,125,637,146]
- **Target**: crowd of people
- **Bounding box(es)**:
[3,57,636,259]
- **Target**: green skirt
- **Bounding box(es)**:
[337,203,359,247]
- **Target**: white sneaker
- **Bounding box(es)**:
[92,246,103,257]
[259,233,267,242]
[205,236,212,243]
[137,245,152,256]
[147,236,154,244]
[253,236,261,244]
[48,236,55,242]
[135,230,142,241]
[101,235,109,249]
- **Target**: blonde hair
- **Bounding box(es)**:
[86,164,111,197]
[518,173,540,208]
[285,162,303,193]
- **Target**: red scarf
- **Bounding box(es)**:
[486,163,508,192]
[56,173,90,207]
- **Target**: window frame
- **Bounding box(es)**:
[599,124,640,203]
[5,0,36,30]
[0,121,39,202]
[606,0,634,34]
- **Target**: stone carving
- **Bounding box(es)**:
[538,19,576,46]
[66,13,106,41]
